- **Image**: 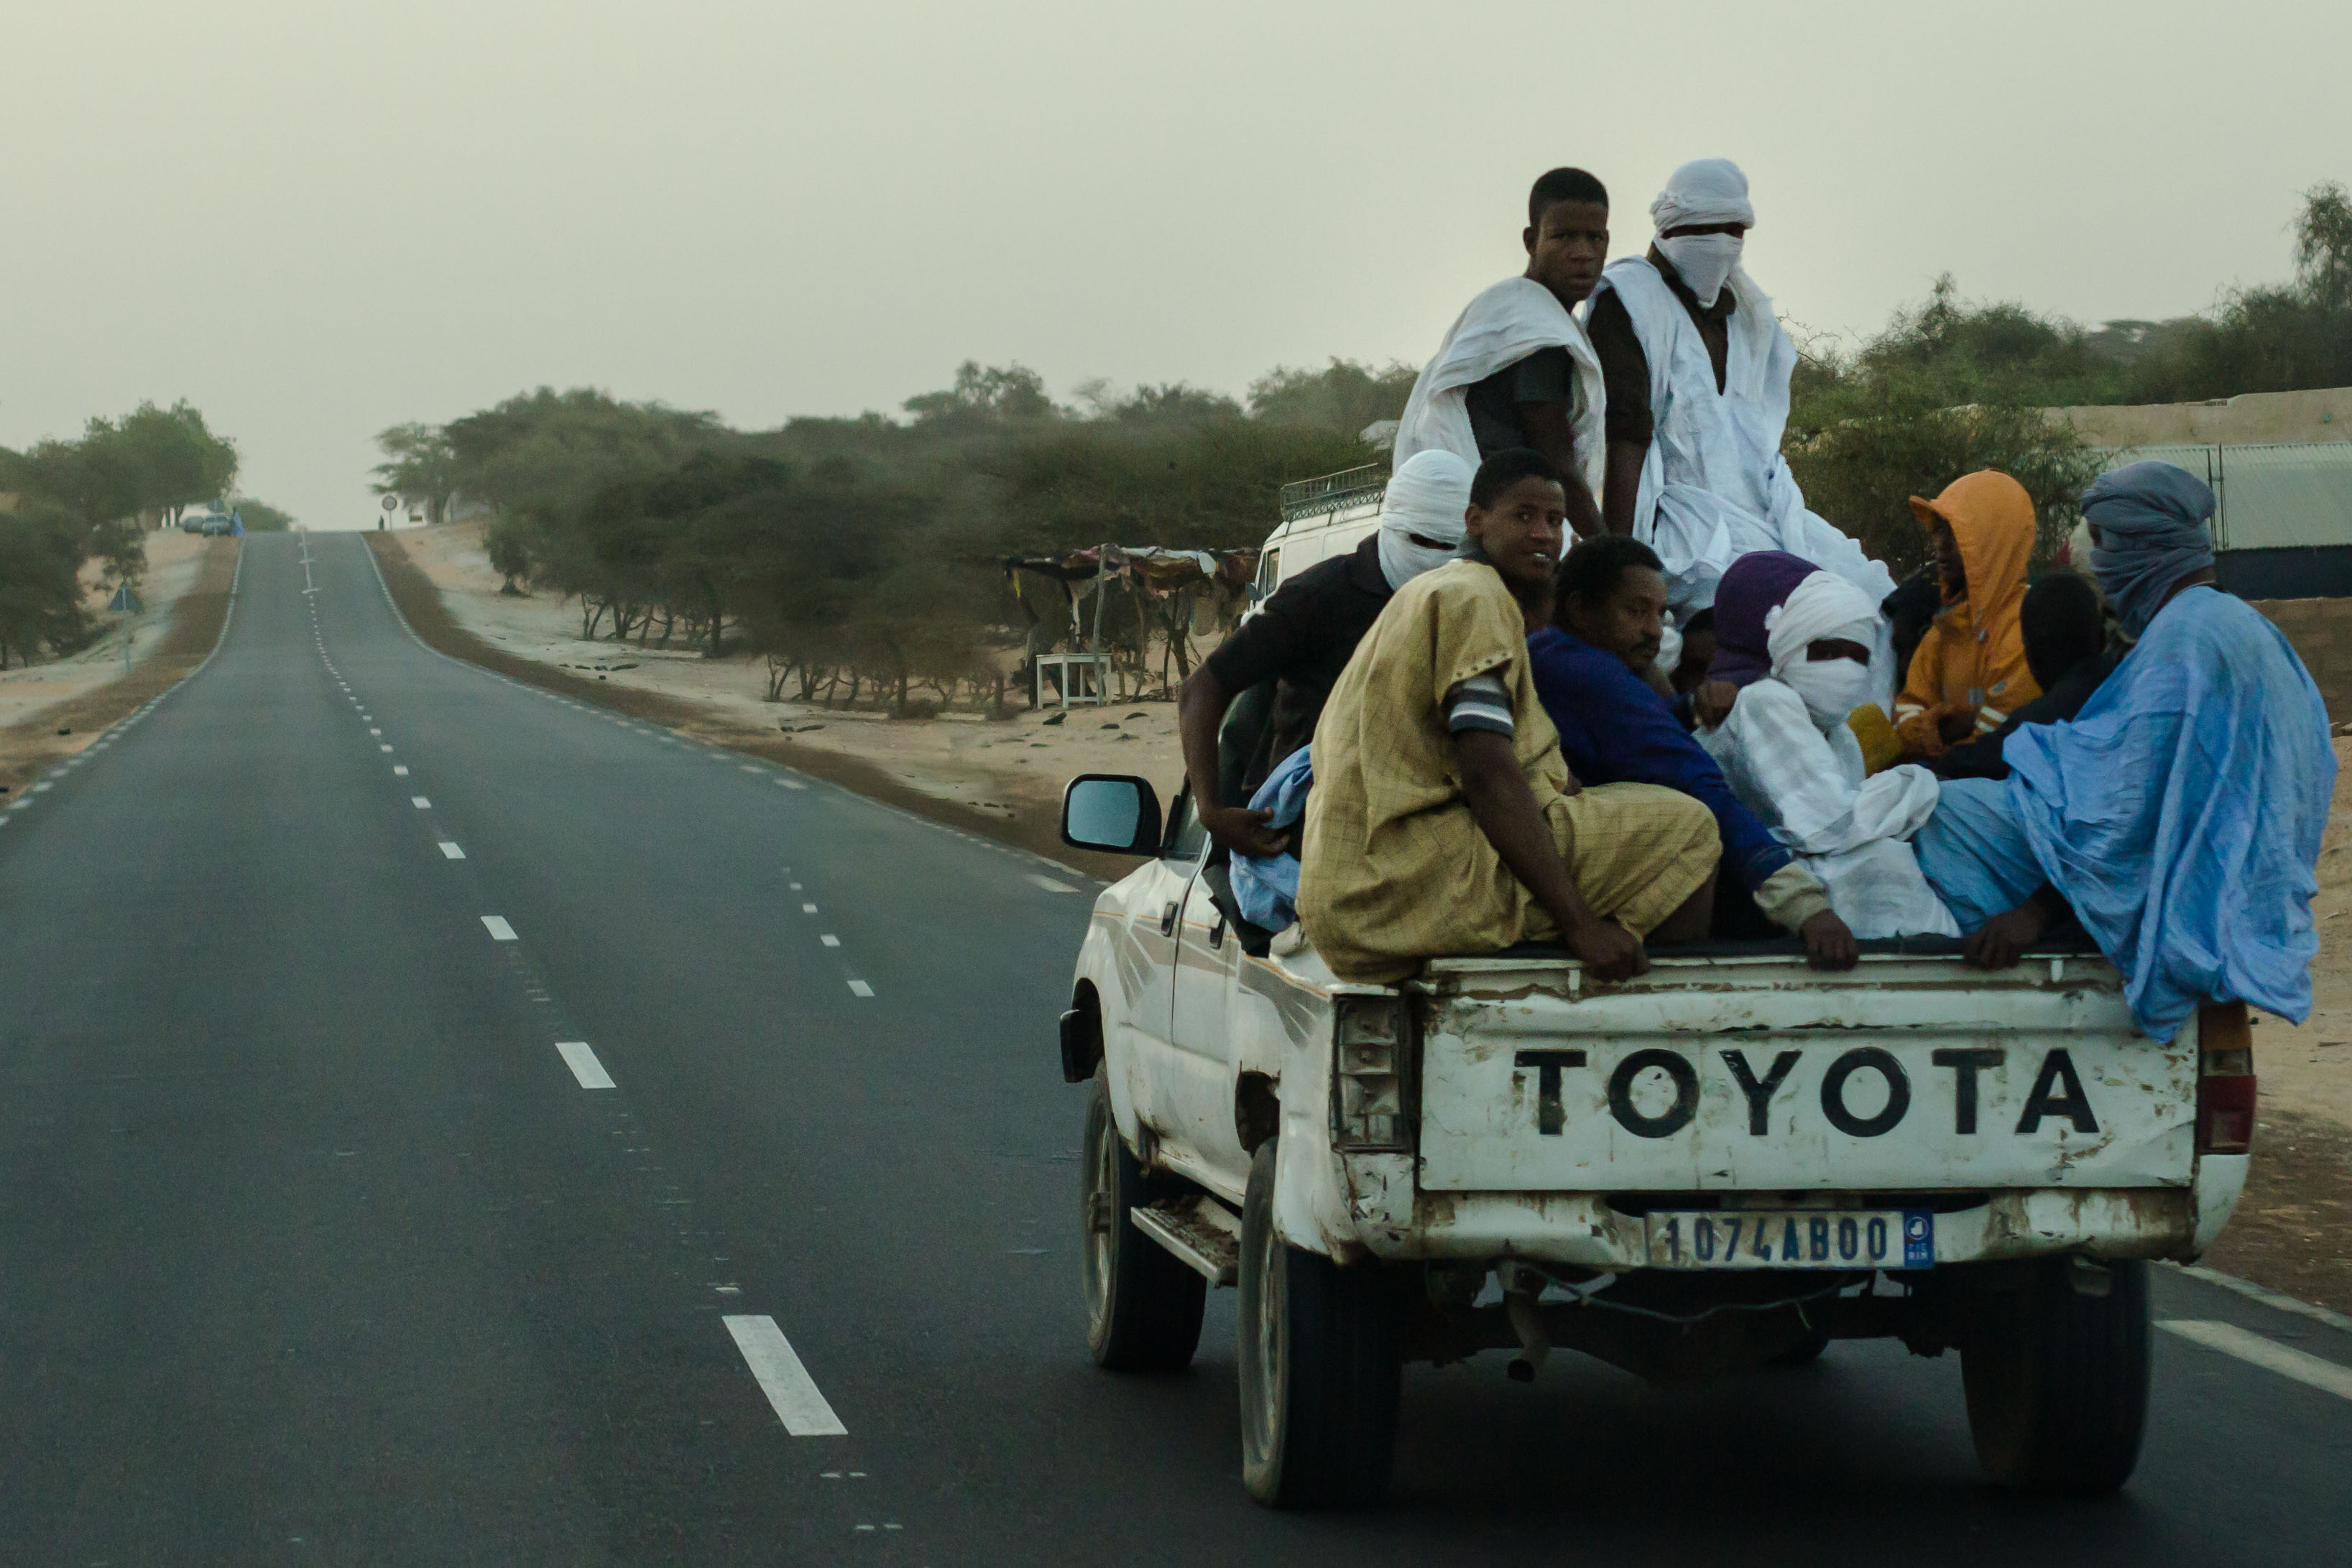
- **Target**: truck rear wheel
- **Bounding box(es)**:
[1081,1071,1205,1372]
[1961,1256,2150,1494]
[1237,1138,1400,1508]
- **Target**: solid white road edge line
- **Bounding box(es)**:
[2169,1262,2352,1337]
[722,1315,847,1436]
[2160,1319,2352,1401]
[554,1041,617,1090]
[481,916,518,941]
[439,842,466,859]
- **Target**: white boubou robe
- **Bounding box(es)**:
[1393,277,1606,502]
[1699,681,1959,939]
[1592,255,1899,703]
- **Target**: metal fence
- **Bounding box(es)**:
[2097,441,2352,553]
[2094,441,2352,597]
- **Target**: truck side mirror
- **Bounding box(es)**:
[1062,775,1163,855]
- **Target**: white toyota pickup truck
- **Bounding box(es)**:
[1055,773,2256,1508]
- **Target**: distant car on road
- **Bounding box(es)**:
[198,515,234,537]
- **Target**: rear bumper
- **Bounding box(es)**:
[1343,1182,2227,1269]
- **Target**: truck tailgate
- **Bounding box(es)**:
[1413,954,2193,1193]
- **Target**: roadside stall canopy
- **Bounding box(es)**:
[1003,545,1259,646]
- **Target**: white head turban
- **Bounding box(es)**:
[1376,448,1475,591]
[1765,571,1877,675]
[1766,571,1881,729]
[1649,157,1756,235]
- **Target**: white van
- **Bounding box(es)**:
[1249,463,1390,606]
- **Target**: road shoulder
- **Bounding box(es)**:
[0,538,239,798]
[364,531,1133,881]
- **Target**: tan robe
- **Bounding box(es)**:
[1298,559,1717,983]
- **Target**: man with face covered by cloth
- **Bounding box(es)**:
[1915,461,2334,1042]
[1586,159,1896,695]
[1695,552,1957,939]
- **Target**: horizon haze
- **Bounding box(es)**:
[4,0,2348,527]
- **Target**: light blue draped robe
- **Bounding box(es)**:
[1917,587,2332,1041]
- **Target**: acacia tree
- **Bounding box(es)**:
[372,423,461,525]
[2294,180,2352,312]
[230,498,295,531]
[116,402,239,526]
[0,501,92,668]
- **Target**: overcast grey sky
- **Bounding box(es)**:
[5,1,2347,528]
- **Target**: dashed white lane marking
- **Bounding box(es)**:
[31,783,52,793]
[2162,1320,2352,1401]
[369,728,382,736]
[789,882,803,890]
[847,980,874,998]
[801,903,818,914]
[481,916,518,941]
[379,744,394,752]
[778,779,808,790]
[820,934,840,947]
[438,842,466,859]
[412,796,431,808]
[739,764,763,773]
[394,765,409,776]
[723,1316,846,1436]
[555,1041,617,1090]
[1024,873,1079,894]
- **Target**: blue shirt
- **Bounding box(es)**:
[1528,626,1791,893]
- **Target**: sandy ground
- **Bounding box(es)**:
[0,528,213,734]
[2235,735,2352,1133]
[0,536,239,799]
[395,522,1186,826]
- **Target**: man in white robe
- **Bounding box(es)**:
[1587,158,1897,696]
[1697,557,1957,939]
[1393,167,1610,537]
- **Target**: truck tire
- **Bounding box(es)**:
[1081,1070,1205,1372]
[1961,1256,2151,1494]
[1237,1138,1400,1508]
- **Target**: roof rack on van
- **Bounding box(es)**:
[1278,462,1388,525]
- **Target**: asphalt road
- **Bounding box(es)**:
[3,530,2350,1565]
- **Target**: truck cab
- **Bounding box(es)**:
[1056,772,2255,1508]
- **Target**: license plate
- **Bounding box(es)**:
[1645,1209,1933,1270]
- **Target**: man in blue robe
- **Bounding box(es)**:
[1914,461,2334,1041]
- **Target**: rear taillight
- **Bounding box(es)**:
[2197,1001,2257,1155]
[1330,997,1412,1152]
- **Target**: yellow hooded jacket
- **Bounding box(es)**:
[1895,470,2040,760]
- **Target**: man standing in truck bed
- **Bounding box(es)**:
[1391,167,1613,540]
[1585,158,1894,640]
